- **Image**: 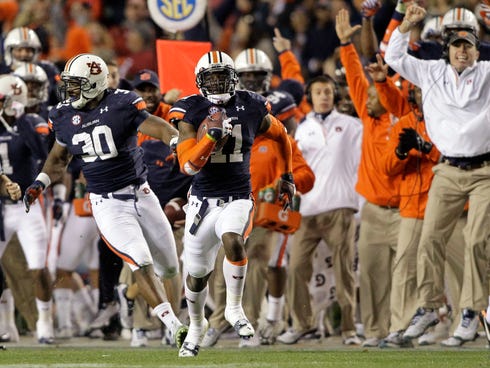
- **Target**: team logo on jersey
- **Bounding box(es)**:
[335,126,343,132]
[86,61,102,75]
[72,114,82,125]
[208,106,222,116]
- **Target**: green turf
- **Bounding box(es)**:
[0,348,489,367]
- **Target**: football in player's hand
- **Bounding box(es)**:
[197,108,229,151]
[164,197,186,228]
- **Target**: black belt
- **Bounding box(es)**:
[195,194,251,207]
[101,193,136,201]
[443,152,490,171]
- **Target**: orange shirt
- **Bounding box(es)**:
[278,50,309,118]
[340,43,400,207]
[137,101,172,145]
[250,135,314,201]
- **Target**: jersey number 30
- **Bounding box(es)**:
[72,125,118,162]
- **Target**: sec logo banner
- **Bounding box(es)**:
[148,0,207,33]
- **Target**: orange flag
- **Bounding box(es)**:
[156,40,212,96]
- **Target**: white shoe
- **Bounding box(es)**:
[453,309,479,341]
[201,327,221,347]
[130,329,148,347]
[361,337,380,347]
[36,319,55,344]
[116,284,134,329]
[239,333,260,348]
[440,336,466,347]
[403,308,439,339]
[418,317,451,346]
[121,328,132,340]
[277,328,305,345]
[378,331,413,348]
[179,342,200,357]
[89,302,120,330]
[224,307,254,338]
[343,335,362,345]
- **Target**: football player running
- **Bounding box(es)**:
[170,51,295,357]
[23,53,188,349]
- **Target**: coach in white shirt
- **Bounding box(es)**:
[385,4,490,344]
[277,74,362,346]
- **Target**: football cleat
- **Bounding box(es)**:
[178,341,200,357]
[174,324,189,349]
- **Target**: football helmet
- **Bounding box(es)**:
[234,48,273,94]
[59,54,109,109]
[0,74,28,117]
[441,8,480,39]
[475,3,490,32]
[3,27,42,69]
[195,51,238,105]
[13,63,49,107]
[421,16,444,42]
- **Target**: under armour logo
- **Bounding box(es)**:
[100,106,108,114]
[186,298,196,304]
[87,61,102,75]
[236,105,245,111]
[232,275,244,280]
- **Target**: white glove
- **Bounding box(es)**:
[222,117,233,136]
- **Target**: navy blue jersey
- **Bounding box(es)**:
[0,113,48,192]
[49,89,150,194]
[140,138,192,206]
[171,90,269,198]
[263,90,296,118]
[38,60,61,107]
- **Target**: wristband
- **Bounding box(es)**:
[35,172,51,188]
[53,183,67,201]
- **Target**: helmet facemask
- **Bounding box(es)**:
[196,66,238,105]
[237,71,271,94]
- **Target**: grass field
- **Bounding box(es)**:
[0,335,489,367]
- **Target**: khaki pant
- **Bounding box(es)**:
[358,202,400,339]
[418,163,490,311]
[286,208,357,338]
[1,234,37,331]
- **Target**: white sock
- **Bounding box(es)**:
[36,298,53,322]
[266,295,284,322]
[90,288,99,310]
[152,302,181,334]
[486,297,490,323]
[223,257,247,309]
[53,289,73,329]
[184,282,208,344]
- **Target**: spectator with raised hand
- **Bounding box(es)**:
[335,8,402,348]
[365,54,442,347]
[385,3,490,346]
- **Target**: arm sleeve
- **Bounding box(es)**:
[176,136,217,176]
[278,51,305,83]
[374,78,411,118]
[384,28,427,87]
[261,115,293,173]
[340,43,370,118]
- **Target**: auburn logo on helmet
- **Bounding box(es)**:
[11,83,22,96]
[86,61,102,75]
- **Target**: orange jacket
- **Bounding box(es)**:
[250,135,315,201]
[375,79,440,218]
[278,50,309,118]
[340,43,400,207]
